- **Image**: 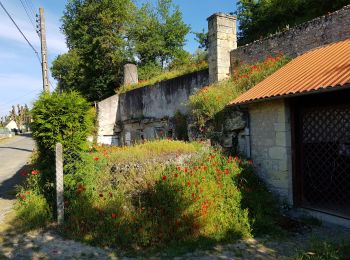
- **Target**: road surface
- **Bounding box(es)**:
[0,135,34,223]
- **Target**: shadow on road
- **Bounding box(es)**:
[0,147,33,153]
[0,165,29,200]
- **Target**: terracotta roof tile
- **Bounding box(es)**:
[229,39,350,105]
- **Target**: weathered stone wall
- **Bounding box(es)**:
[118,69,209,121]
[97,69,209,145]
[231,5,350,65]
[97,94,119,145]
[208,13,237,84]
[248,99,293,203]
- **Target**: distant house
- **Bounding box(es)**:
[5,120,18,132]
[229,39,350,224]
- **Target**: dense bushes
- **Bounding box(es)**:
[30,91,94,207]
[188,54,290,132]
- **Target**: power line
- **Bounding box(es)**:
[0,1,41,64]
[24,0,37,19]
[19,0,39,38]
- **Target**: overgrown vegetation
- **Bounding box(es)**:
[30,91,94,209]
[188,54,290,132]
[16,140,282,252]
[118,60,208,94]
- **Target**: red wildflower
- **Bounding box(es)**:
[20,170,28,177]
[236,173,241,178]
[187,181,191,187]
[31,169,39,175]
[111,213,118,219]
[162,175,167,181]
[93,157,99,161]
[177,166,181,171]
[20,194,26,200]
[203,166,207,171]
[174,173,179,178]
[109,192,113,198]
[184,167,188,173]
[225,168,229,175]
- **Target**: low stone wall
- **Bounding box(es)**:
[118,69,209,121]
[247,99,293,203]
[231,5,350,65]
[97,69,209,145]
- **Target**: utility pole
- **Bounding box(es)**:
[38,7,49,93]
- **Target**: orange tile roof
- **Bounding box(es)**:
[229,39,350,106]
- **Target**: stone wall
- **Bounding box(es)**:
[118,69,209,122]
[97,69,209,145]
[248,99,293,203]
[97,94,119,145]
[231,5,350,65]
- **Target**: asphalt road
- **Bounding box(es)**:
[0,135,35,223]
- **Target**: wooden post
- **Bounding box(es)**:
[55,143,64,225]
[39,7,49,93]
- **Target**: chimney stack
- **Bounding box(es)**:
[207,13,237,84]
[123,64,138,85]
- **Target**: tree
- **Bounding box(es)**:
[129,0,190,78]
[194,30,208,51]
[53,0,136,101]
[52,0,191,98]
[236,0,350,45]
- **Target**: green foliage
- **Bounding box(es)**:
[52,0,191,101]
[130,0,190,69]
[188,54,290,131]
[15,189,52,230]
[119,60,208,93]
[31,92,94,153]
[194,29,208,51]
[30,91,94,206]
[237,0,350,45]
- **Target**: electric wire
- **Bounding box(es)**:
[19,0,39,38]
[0,1,41,65]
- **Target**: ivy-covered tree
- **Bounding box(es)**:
[237,0,350,45]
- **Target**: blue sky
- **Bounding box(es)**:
[0,0,237,118]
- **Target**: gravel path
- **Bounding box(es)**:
[1,221,349,259]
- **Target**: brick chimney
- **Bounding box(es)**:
[207,13,237,84]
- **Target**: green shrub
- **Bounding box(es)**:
[188,54,290,131]
[30,91,94,206]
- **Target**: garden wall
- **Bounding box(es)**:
[97,69,209,145]
[230,5,350,65]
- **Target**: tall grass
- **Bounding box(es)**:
[118,61,208,94]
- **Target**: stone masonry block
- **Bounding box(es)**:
[269,147,286,160]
